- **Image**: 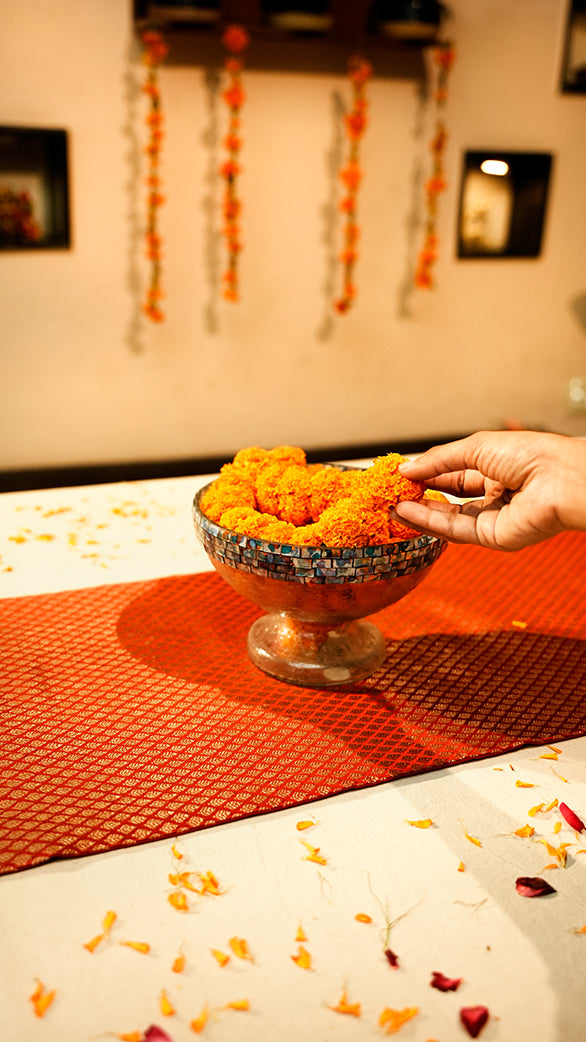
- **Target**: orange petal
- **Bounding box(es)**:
[329,990,361,1016]
[160,989,176,1016]
[405,818,433,828]
[515,780,537,788]
[229,936,254,961]
[295,923,308,942]
[102,910,117,933]
[172,952,186,973]
[119,941,150,954]
[168,890,189,912]
[291,944,312,969]
[379,1006,419,1033]
[211,948,230,967]
[83,933,104,953]
[225,998,250,1011]
[514,825,535,838]
[190,1004,209,1032]
[296,819,317,830]
[30,980,56,1018]
[354,913,372,923]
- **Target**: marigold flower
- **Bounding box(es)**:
[222,24,250,53]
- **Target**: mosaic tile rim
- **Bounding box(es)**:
[192,478,446,585]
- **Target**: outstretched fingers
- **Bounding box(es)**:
[393,498,484,545]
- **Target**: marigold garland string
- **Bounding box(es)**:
[220,24,250,303]
[414,41,456,290]
[141,29,169,322]
[334,56,373,315]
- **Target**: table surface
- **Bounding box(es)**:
[1,471,585,1042]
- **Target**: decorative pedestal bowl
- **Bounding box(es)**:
[193,485,446,688]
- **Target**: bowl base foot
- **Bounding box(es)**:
[247,613,386,687]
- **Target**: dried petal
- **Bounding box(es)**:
[117,1033,142,1042]
[460,1006,489,1038]
[464,830,482,847]
[171,843,183,859]
[190,1005,209,1033]
[384,947,399,968]
[296,819,317,831]
[229,936,254,961]
[515,780,537,788]
[430,970,462,991]
[172,952,185,973]
[559,802,585,832]
[405,818,433,828]
[378,1006,418,1033]
[211,948,230,967]
[354,913,372,923]
[329,989,361,1016]
[224,999,250,1011]
[159,989,176,1016]
[120,941,150,954]
[515,876,557,897]
[197,870,224,895]
[291,944,312,969]
[457,862,465,872]
[573,924,586,934]
[102,910,117,933]
[537,839,571,867]
[30,980,56,1018]
[168,890,189,912]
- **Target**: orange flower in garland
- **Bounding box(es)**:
[141,29,169,322]
[335,55,373,315]
[220,24,250,303]
[414,42,456,290]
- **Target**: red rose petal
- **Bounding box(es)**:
[559,802,585,832]
[430,970,462,992]
[460,1005,489,1038]
[143,1027,175,1042]
[515,876,557,898]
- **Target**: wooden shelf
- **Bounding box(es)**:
[133,1,437,79]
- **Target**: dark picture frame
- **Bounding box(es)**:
[456,150,553,260]
[560,0,586,93]
[0,127,70,250]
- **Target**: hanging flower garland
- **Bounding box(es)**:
[414,41,456,290]
[141,29,169,322]
[334,56,373,315]
[220,24,250,303]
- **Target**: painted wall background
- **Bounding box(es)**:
[1,0,585,472]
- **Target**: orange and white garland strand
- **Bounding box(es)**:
[414,42,456,290]
[334,56,373,315]
[220,24,250,303]
[141,29,169,322]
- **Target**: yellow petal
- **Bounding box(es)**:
[379,1006,419,1034]
[119,941,150,954]
[405,818,433,828]
[211,948,230,967]
[229,936,254,962]
[291,944,312,969]
[190,1004,209,1032]
[160,989,175,1016]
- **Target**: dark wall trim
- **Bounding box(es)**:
[0,436,467,493]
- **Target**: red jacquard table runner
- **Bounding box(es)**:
[1,532,586,875]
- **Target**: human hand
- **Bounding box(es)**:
[392,430,586,551]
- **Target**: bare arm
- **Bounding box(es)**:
[393,430,586,551]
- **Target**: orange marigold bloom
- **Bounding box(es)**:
[344,110,368,140]
[340,161,362,190]
[222,24,250,53]
[223,83,245,109]
[426,175,447,195]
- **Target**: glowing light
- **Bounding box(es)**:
[480,159,509,176]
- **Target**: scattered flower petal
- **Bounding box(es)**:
[172,951,185,973]
[537,839,571,867]
[117,1032,142,1042]
[430,970,462,992]
[355,913,372,923]
[144,1028,175,1042]
[457,862,465,872]
[384,947,399,968]
[295,923,308,942]
[296,819,317,830]
[30,980,56,1018]
[211,948,230,967]
[291,944,312,969]
[229,936,254,962]
[515,780,537,788]
[300,840,327,865]
[329,989,361,1016]
[559,802,585,832]
[171,843,183,860]
[168,891,189,912]
[464,830,482,847]
[378,1006,419,1033]
[224,999,250,1011]
[515,876,557,897]
[460,1006,489,1038]
[120,941,150,954]
[190,1005,209,1033]
[514,824,535,838]
[572,924,586,934]
[159,989,176,1016]
[405,818,433,828]
[197,870,225,896]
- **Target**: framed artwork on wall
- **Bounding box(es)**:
[560,0,586,92]
[0,127,70,250]
[456,150,553,260]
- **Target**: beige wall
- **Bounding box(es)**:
[1,0,585,471]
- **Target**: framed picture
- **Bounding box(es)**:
[456,151,553,259]
[0,127,70,250]
[560,0,586,92]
